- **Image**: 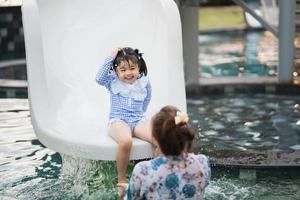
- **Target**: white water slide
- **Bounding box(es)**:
[21,0,186,160]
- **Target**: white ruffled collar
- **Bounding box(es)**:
[111,76,149,101]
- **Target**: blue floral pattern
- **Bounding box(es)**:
[126,153,210,200]
[182,184,196,198]
[165,173,179,189]
[151,156,167,170]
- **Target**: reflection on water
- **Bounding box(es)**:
[188,93,300,166]
[1,99,300,199]
[199,30,278,77]
[188,94,300,151]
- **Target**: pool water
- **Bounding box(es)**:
[1,98,300,200]
[188,93,300,167]
[199,30,279,78]
[188,94,300,151]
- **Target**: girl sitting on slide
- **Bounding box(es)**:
[96,47,155,198]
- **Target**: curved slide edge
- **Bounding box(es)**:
[22,0,184,160]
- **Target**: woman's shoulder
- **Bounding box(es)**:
[191,153,211,178]
[132,159,152,174]
[133,156,167,174]
[131,160,157,181]
[195,154,209,163]
[188,153,210,167]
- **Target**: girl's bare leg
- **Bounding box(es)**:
[134,121,161,157]
[108,121,132,183]
[133,120,154,144]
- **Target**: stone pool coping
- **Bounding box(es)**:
[198,148,300,168]
[187,78,300,96]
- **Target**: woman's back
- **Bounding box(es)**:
[127,153,210,200]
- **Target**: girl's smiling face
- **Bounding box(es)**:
[115,60,140,84]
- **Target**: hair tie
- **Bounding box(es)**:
[174,111,189,125]
[138,53,143,59]
[134,49,142,59]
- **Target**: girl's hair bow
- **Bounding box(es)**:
[174,111,189,125]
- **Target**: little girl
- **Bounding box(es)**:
[95,47,153,198]
[126,105,211,200]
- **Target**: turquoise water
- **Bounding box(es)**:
[1,98,300,200]
[200,30,279,78]
[188,94,300,152]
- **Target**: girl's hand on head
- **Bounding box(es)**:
[111,48,122,59]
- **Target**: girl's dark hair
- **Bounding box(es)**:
[112,47,147,77]
[152,105,195,156]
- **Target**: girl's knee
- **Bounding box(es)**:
[119,137,133,150]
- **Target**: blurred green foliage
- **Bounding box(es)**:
[199,6,246,30]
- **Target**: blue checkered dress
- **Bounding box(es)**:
[95,56,151,129]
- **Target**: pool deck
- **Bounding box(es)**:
[199,77,278,85]
[186,77,300,97]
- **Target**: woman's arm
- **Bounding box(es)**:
[143,81,152,112]
[95,56,115,89]
[197,154,211,187]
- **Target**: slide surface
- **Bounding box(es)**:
[22,0,186,160]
